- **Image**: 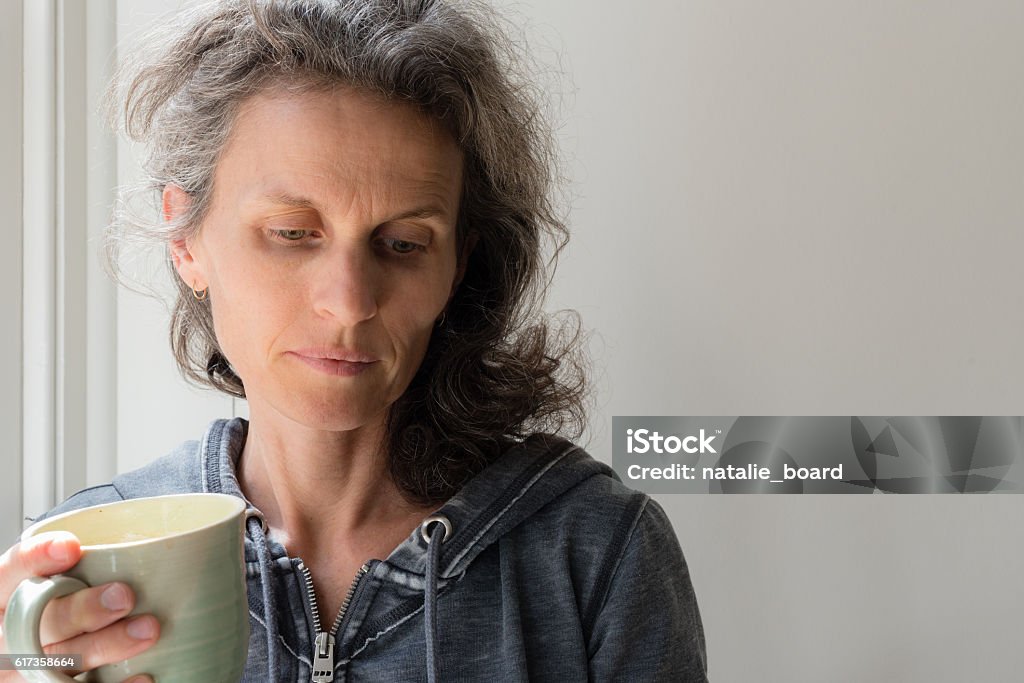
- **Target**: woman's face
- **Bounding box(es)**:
[168,86,466,432]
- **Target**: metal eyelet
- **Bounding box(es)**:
[420,514,452,544]
[244,507,269,534]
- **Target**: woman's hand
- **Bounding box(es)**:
[0,531,158,683]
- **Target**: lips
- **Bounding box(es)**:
[290,346,378,363]
[288,347,379,377]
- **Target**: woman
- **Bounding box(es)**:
[0,0,707,680]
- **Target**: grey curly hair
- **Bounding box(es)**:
[106,0,588,505]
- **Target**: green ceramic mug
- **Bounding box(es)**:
[4,493,249,682]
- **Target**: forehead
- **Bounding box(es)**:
[215,84,463,214]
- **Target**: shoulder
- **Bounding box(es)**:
[555,465,681,567]
[27,483,125,526]
[28,437,206,526]
[109,438,205,498]
[534,444,691,590]
[526,442,707,679]
[520,434,696,584]
[524,436,666,552]
[510,435,679,593]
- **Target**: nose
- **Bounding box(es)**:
[311,242,379,325]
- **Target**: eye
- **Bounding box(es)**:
[271,229,310,241]
[379,237,424,254]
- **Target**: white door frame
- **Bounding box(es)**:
[20,0,118,529]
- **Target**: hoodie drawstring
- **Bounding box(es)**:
[246,509,280,677]
[421,514,452,683]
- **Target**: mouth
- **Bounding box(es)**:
[288,347,379,377]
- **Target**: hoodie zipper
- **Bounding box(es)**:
[298,560,370,683]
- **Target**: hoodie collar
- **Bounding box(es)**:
[200,418,613,575]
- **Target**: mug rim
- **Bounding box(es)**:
[21,493,247,549]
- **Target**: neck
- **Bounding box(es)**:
[236,398,428,560]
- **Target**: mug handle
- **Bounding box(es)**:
[4,575,89,683]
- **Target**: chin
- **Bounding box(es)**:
[280,394,388,433]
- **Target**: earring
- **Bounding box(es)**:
[436,310,447,327]
[192,281,208,301]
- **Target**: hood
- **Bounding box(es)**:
[165,418,612,567]
[110,418,615,553]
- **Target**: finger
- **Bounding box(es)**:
[43,615,160,674]
[123,677,154,683]
[0,532,82,601]
[38,582,135,644]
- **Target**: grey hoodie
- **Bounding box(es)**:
[32,418,708,681]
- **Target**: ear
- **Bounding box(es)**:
[164,184,207,290]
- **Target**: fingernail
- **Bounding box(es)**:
[47,540,69,563]
[100,583,130,612]
[126,617,157,640]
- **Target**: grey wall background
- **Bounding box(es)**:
[496,1,1024,681]
[9,1,1024,681]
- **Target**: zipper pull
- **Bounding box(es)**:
[311,631,335,683]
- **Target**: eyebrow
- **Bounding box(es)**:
[263,192,317,209]
[262,192,451,222]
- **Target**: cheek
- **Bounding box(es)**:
[385,305,434,364]
[206,258,299,367]
[380,271,451,376]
